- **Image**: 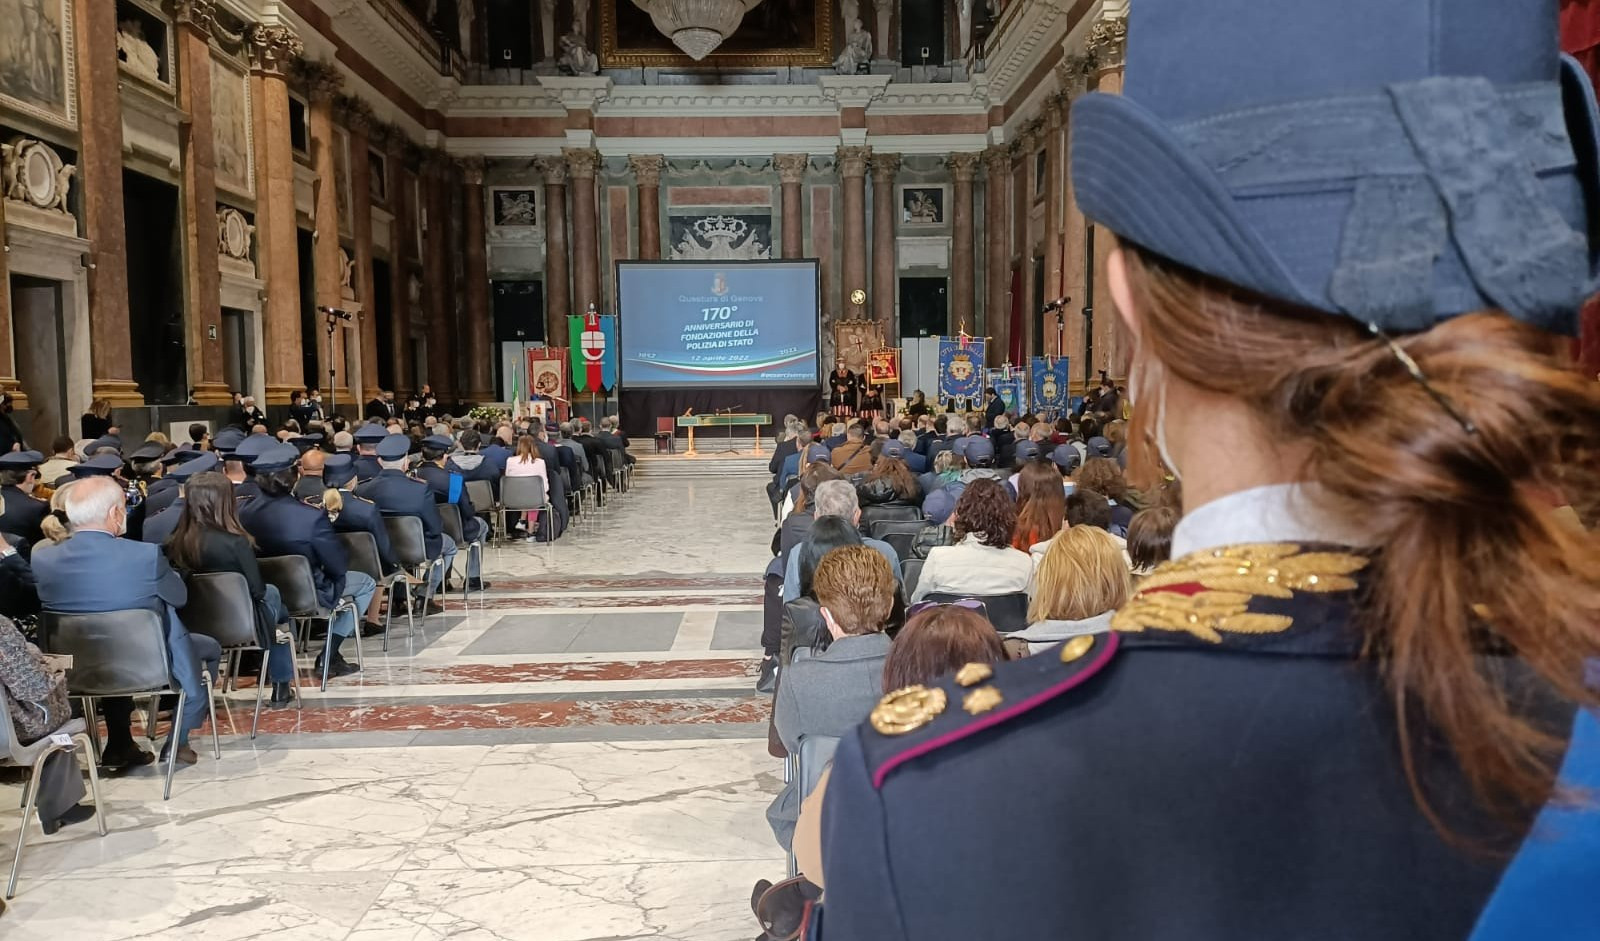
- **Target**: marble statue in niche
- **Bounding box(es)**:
[559,32,598,75]
[0,0,70,122]
[834,17,872,74]
[116,17,162,83]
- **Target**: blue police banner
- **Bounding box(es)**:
[987,368,1023,415]
[1031,356,1071,418]
[938,337,986,407]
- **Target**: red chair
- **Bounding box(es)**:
[655,417,676,454]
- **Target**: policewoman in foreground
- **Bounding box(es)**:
[812,0,1600,938]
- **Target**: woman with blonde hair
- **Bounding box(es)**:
[80,399,113,440]
[817,0,1600,935]
[38,484,73,544]
[1006,525,1130,654]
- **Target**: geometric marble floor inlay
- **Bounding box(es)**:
[0,471,784,940]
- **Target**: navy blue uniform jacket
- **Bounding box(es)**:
[416,462,476,520]
[0,486,49,545]
[356,469,443,558]
[817,542,1580,941]
[330,492,398,574]
[238,491,348,609]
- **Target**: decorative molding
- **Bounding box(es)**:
[867,152,901,180]
[2,138,76,236]
[217,205,254,260]
[246,23,304,76]
[596,84,832,117]
[337,94,378,135]
[773,153,810,184]
[1055,52,1095,96]
[1088,14,1129,72]
[817,74,893,109]
[171,0,217,34]
[947,151,982,182]
[562,147,602,179]
[627,154,665,188]
[537,76,614,113]
[835,145,871,178]
[983,144,1010,176]
[534,154,568,185]
[981,0,1073,105]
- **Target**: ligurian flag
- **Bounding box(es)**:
[569,310,618,392]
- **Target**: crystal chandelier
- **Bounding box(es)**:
[629,0,766,60]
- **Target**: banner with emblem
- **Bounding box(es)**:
[866,347,900,386]
[527,347,568,416]
[1031,356,1071,419]
[937,336,986,407]
[988,368,1024,415]
[568,309,618,393]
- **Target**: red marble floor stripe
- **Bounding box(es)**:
[243,695,771,734]
[383,659,761,685]
[464,593,763,610]
[488,575,758,591]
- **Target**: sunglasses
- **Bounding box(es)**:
[906,598,989,620]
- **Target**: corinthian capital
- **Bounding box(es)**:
[835,145,871,179]
[773,153,810,184]
[563,147,602,179]
[172,0,216,34]
[535,155,568,185]
[457,155,487,185]
[1088,15,1128,72]
[247,23,304,76]
[627,154,665,188]
[868,152,902,180]
[946,151,982,183]
[983,144,1010,177]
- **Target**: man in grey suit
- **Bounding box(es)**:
[32,477,220,768]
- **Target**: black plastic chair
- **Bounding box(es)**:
[858,505,923,534]
[182,571,299,739]
[438,503,484,603]
[383,515,445,636]
[901,559,924,601]
[922,590,1031,632]
[258,556,361,691]
[336,530,410,652]
[0,696,106,898]
[464,479,497,536]
[871,521,927,561]
[38,609,189,800]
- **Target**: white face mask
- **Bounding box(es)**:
[1127,352,1181,481]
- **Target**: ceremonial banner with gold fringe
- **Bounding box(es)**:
[1031,356,1071,419]
[866,348,900,386]
[938,336,986,407]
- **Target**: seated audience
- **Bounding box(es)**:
[1127,506,1179,577]
[783,481,899,603]
[357,435,448,613]
[0,450,50,545]
[165,472,298,708]
[857,451,921,507]
[768,545,895,850]
[504,435,550,540]
[1012,460,1068,551]
[416,435,489,590]
[911,478,1032,602]
[1009,526,1131,654]
[33,477,218,767]
[0,532,39,619]
[829,426,873,475]
[1077,457,1135,535]
[1065,488,1130,563]
[0,613,97,833]
[293,448,326,502]
[782,515,867,664]
[38,436,79,482]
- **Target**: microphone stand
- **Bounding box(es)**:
[325,312,340,423]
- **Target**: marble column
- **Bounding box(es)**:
[1057,56,1093,383]
[422,151,456,397]
[565,148,603,316]
[1043,94,1067,323]
[628,155,664,260]
[0,186,16,405]
[1088,16,1127,377]
[837,146,870,319]
[172,0,229,405]
[385,132,414,394]
[537,156,571,345]
[983,146,1011,366]
[248,24,306,404]
[460,157,494,401]
[868,152,899,330]
[302,61,350,402]
[948,151,981,339]
[774,154,808,260]
[76,0,141,405]
[342,98,382,403]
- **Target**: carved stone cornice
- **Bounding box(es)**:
[773,153,809,184]
[171,0,217,35]
[246,23,304,76]
[536,76,613,113]
[817,74,893,109]
[456,155,486,186]
[295,59,345,104]
[1088,15,1128,72]
[947,151,983,183]
[835,145,871,179]
[1056,52,1095,96]
[535,155,568,186]
[563,147,602,179]
[867,152,901,180]
[627,154,665,188]
[983,144,1011,176]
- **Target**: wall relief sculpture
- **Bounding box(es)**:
[669,214,771,261]
[2,136,77,235]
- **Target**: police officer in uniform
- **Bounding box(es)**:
[145,449,199,516]
[352,424,387,483]
[323,454,398,579]
[0,450,50,545]
[238,443,375,682]
[140,453,219,546]
[415,434,489,592]
[810,2,1600,939]
[356,435,448,616]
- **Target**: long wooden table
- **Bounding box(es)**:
[676,413,772,456]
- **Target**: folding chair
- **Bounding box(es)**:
[336,531,410,653]
[655,416,676,454]
[39,609,190,800]
[500,475,555,560]
[383,515,446,636]
[901,559,924,601]
[0,704,106,898]
[438,503,484,603]
[257,556,361,691]
[182,571,301,739]
[465,479,497,539]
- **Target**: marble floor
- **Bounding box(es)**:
[0,463,787,940]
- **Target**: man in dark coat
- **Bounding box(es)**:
[356,435,449,613]
[0,451,50,545]
[415,435,489,590]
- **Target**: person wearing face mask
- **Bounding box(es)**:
[32,477,219,769]
[365,389,398,422]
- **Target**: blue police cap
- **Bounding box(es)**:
[1085,436,1113,459]
[161,448,201,466]
[129,442,166,463]
[804,444,832,463]
[83,436,121,457]
[170,452,220,482]
[212,428,246,453]
[233,433,276,465]
[421,434,454,451]
[250,443,301,474]
[376,434,411,461]
[966,437,995,464]
[353,424,388,443]
[1015,440,1042,463]
[0,450,43,470]
[881,440,906,459]
[68,453,125,477]
[323,453,355,488]
[1051,444,1082,472]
